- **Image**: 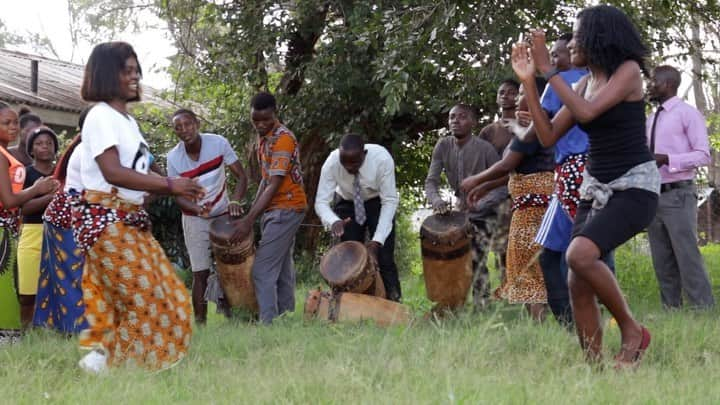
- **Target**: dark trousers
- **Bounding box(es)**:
[648,185,715,309]
[540,247,615,328]
[335,197,401,301]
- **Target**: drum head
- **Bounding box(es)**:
[209,214,241,246]
[421,211,468,234]
[319,241,367,285]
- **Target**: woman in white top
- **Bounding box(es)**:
[75,42,204,373]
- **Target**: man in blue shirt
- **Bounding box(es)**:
[527,34,613,327]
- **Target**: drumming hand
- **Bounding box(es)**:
[432,199,451,215]
[228,201,244,217]
[197,202,212,218]
[229,218,252,244]
[331,218,351,238]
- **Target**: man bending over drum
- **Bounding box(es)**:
[315,134,402,302]
[167,108,248,325]
[229,92,307,324]
[425,104,507,309]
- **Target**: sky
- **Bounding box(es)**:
[1,0,175,89]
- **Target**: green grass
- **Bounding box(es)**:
[2,240,720,404]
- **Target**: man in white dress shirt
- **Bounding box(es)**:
[314,134,401,301]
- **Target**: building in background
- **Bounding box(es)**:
[0,48,171,136]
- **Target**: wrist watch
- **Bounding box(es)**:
[543,67,560,81]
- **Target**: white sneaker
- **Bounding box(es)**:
[78,350,108,374]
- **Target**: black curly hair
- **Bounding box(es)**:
[574,5,648,77]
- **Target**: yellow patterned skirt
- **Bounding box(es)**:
[79,193,192,370]
[495,171,554,304]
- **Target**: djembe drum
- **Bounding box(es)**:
[209,214,258,313]
[420,212,473,310]
[319,241,385,298]
[304,288,411,327]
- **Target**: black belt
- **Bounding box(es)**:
[660,180,694,193]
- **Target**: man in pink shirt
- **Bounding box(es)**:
[646,65,715,309]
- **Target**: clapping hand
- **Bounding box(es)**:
[528,29,552,74]
[511,39,536,82]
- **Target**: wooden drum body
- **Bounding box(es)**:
[319,241,385,298]
[209,214,258,313]
[420,212,473,309]
[304,289,411,327]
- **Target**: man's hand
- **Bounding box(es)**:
[654,153,669,167]
[195,202,212,218]
[229,217,252,244]
[331,217,351,238]
[228,201,244,217]
[366,241,381,264]
[432,199,451,215]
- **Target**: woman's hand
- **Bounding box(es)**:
[168,177,205,201]
[529,29,552,75]
[516,111,533,128]
[511,41,537,83]
[32,176,60,196]
[466,183,490,206]
[459,176,480,194]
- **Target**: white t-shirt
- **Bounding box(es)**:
[64,146,83,193]
[80,102,150,204]
[167,133,239,217]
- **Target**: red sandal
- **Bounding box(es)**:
[615,326,651,370]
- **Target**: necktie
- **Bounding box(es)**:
[649,105,664,153]
[353,175,366,225]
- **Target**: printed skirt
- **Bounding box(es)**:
[32,222,88,333]
[77,191,192,370]
[495,171,553,304]
[0,226,20,342]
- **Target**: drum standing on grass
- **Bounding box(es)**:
[304,288,411,327]
[319,240,386,297]
[420,211,473,309]
[209,214,259,313]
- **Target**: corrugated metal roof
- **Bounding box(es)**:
[0,48,171,113]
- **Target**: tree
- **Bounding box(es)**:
[157,0,571,249]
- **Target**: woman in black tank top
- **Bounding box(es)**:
[511,5,658,369]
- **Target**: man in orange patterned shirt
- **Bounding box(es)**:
[230,92,307,324]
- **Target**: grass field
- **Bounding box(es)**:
[2,239,720,404]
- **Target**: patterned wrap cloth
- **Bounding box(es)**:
[495,171,554,304]
[73,190,192,370]
[33,191,88,333]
